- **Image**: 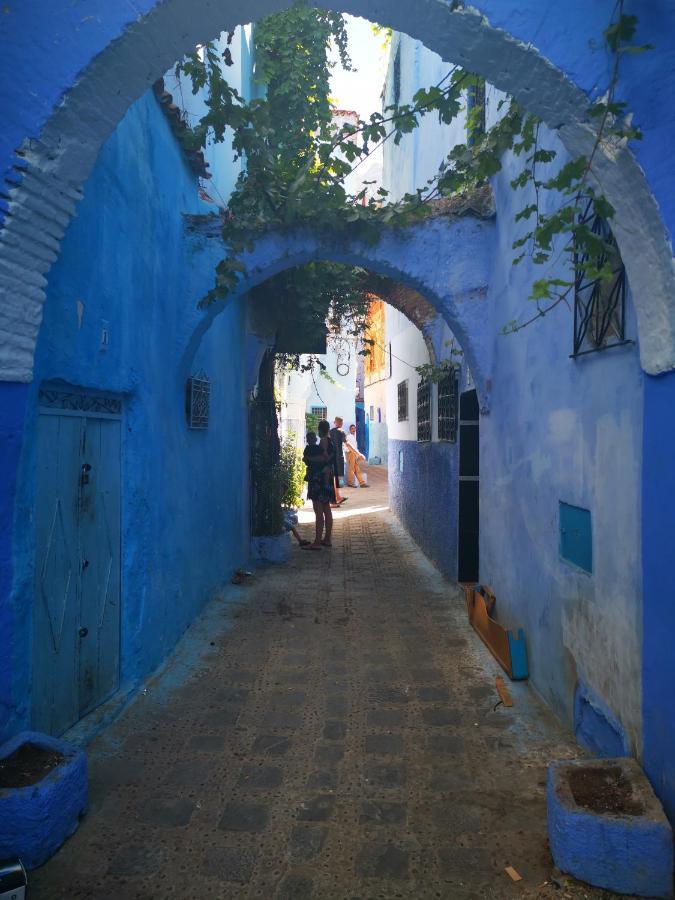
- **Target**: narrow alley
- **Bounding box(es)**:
[30,469,609,899]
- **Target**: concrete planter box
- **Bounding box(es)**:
[250,532,292,564]
[548,758,673,898]
[0,731,88,869]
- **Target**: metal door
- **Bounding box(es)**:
[33,387,121,735]
[458,389,479,583]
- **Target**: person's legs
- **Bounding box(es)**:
[347,452,356,487]
[353,456,366,486]
[291,525,311,546]
[312,500,324,547]
[334,475,343,503]
[323,503,333,545]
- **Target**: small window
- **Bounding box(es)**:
[392,44,401,106]
[417,381,431,442]
[310,406,327,421]
[560,502,592,574]
[397,380,408,422]
[573,197,628,357]
[185,373,210,429]
[438,369,459,442]
[369,405,375,421]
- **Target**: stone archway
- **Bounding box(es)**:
[181,201,495,409]
[0,1,674,385]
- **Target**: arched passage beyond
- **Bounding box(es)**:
[182,211,495,409]
[0,1,674,385]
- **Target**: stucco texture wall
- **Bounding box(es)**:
[389,439,459,580]
[7,88,250,735]
[479,125,644,753]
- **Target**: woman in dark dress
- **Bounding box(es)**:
[329,416,347,506]
[302,420,335,549]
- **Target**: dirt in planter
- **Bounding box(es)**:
[0,743,64,789]
[568,765,645,816]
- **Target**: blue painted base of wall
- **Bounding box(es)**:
[548,758,673,899]
[388,439,458,580]
[574,681,629,758]
[0,730,88,869]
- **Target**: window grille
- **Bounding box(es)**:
[310,406,327,422]
[397,380,408,422]
[369,405,375,421]
[573,197,628,357]
[466,79,486,146]
[185,373,210,429]
[417,381,432,442]
[438,370,459,442]
[392,44,401,106]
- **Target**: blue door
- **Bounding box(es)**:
[33,387,121,735]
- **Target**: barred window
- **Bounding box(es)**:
[185,373,210,429]
[417,381,432,442]
[310,406,327,421]
[397,380,408,422]
[573,197,628,357]
[438,370,459,442]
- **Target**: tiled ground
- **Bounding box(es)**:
[32,468,620,899]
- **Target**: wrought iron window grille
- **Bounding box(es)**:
[437,369,459,442]
[417,380,432,443]
[572,197,631,358]
[310,406,327,422]
[397,380,408,422]
[392,44,402,107]
[185,372,210,429]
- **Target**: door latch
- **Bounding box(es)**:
[80,462,92,485]
[79,627,89,638]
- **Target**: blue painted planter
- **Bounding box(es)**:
[250,533,292,564]
[0,731,88,869]
[548,758,673,898]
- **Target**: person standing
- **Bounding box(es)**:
[345,423,368,487]
[302,425,335,549]
[329,416,348,507]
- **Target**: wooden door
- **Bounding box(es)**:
[33,387,122,735]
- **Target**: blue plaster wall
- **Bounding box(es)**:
[6,88,251,736]
[479,124,644,752]
[642,373,675,821]
[389,439,459,580]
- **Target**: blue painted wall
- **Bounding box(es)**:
[479,120,644,752]
[6,88,251,736]
[388,439,459,580]
[642,372,675,821]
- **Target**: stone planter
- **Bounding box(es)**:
[250,532,292,564]
[548,757,673,898]
[0,731,88,869]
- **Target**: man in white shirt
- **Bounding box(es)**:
[345,424,368,488]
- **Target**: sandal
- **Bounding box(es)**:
[301,544,321,551]
[321,540,332,547]
[299,539,312,547]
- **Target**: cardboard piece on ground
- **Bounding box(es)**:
[496,675,513,707]
[505,866,523,882]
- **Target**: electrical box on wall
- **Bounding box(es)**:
[559,502,592,573]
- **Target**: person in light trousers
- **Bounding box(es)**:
[345,424,368,488]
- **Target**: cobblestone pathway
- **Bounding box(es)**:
[32,468,614,899]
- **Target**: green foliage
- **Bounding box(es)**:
[279,436,306,510]
[305,410,320,434]
[415,339,464,383]
[176,0,647,339]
